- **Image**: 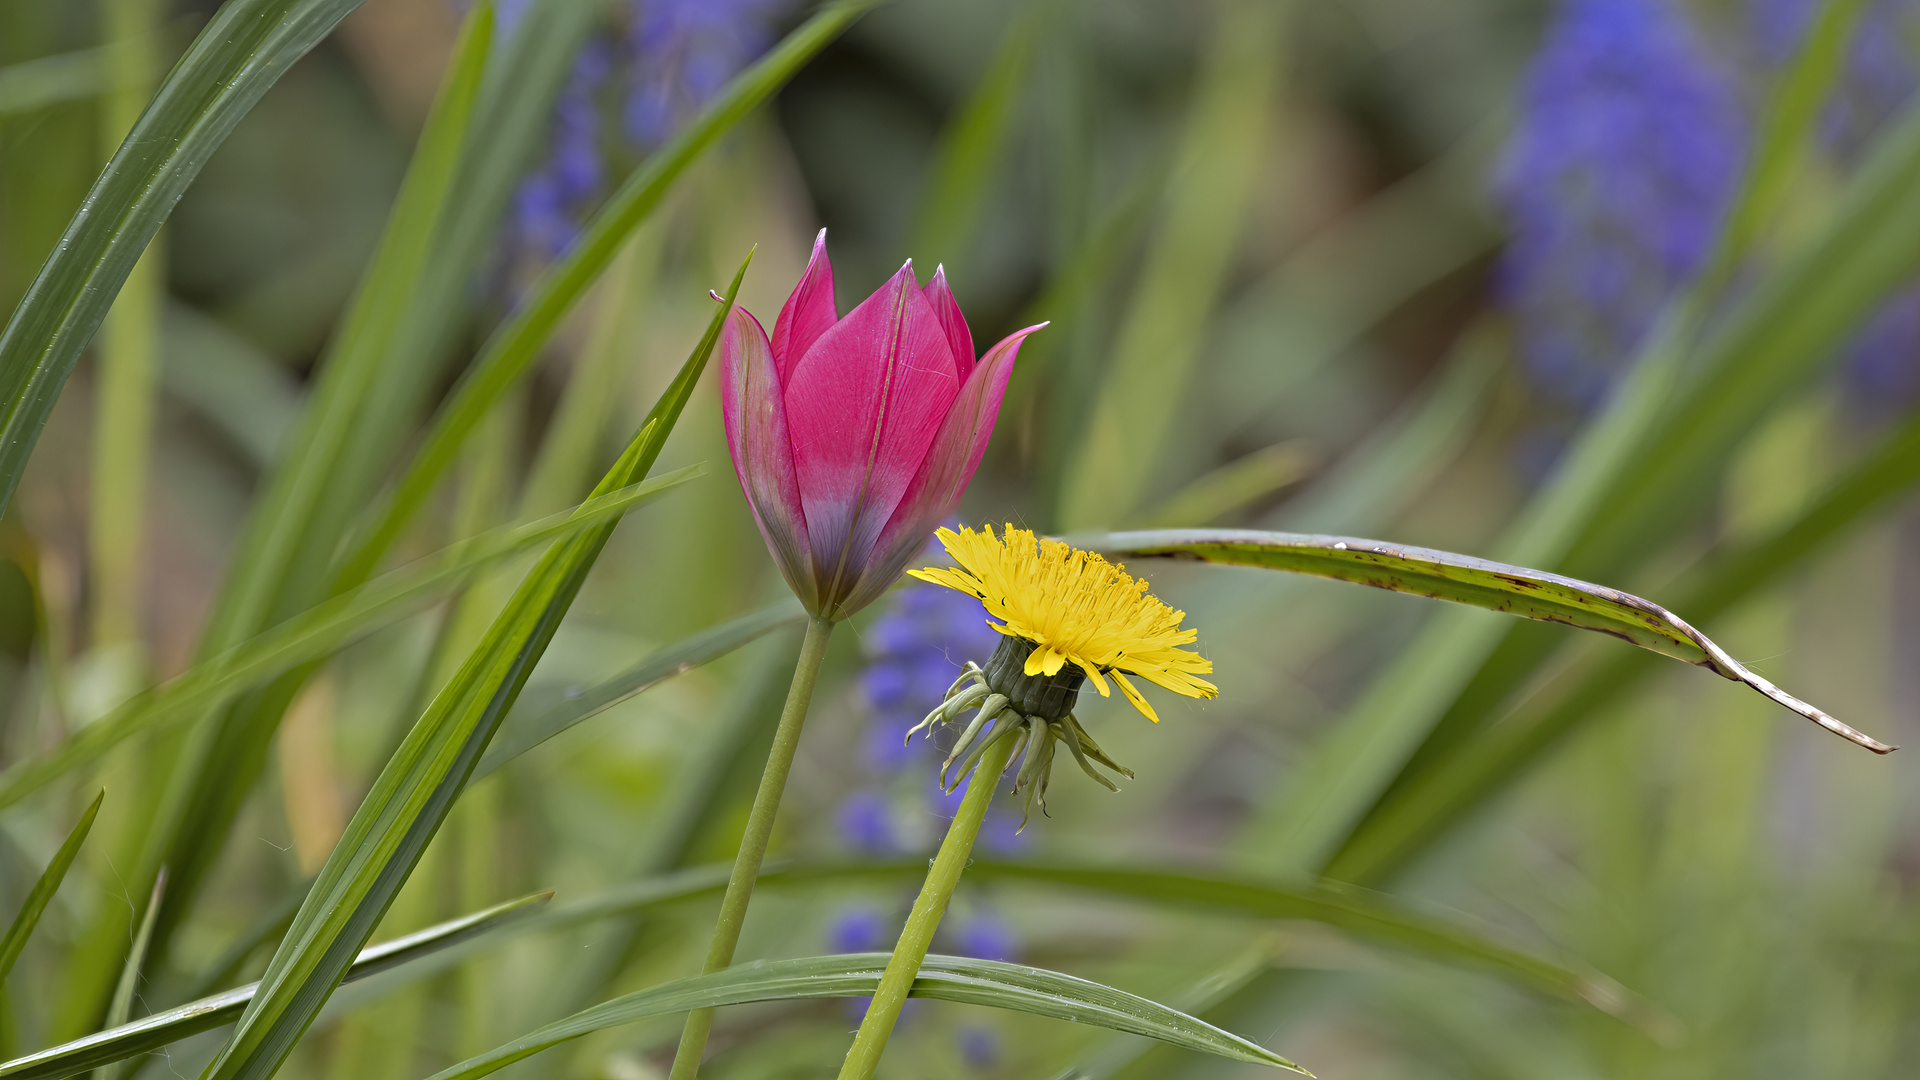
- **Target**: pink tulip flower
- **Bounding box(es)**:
[721,230,1044,621]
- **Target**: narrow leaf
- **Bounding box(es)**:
[198,256,749,1080]
[333,0,880,589]
[89,870,165,1080]
[0,471,698,812]
[0,893,548,1080]
[0,0,370,519]
[1101,528,1892,753]
[0,791,103,983]
[474,600,806,780]
[421,954,1307,1080]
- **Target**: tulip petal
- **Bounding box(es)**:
[838,322,1044,616]
[771,228,838,384]
[784,262,963,614]
[923,265,975,380]
[720,305,819,613]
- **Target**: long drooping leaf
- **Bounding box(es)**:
[422,954,1307,1080]
[197,255,747,1080]
[0,791,102,984]
[473,600,805,780]
[0,471,697,813]
[0,0,372,519]
[0,894,548,1080]
[1325,401,1920,884]
[1100,528,1891,753]
[334,0,880,590]
[1231,0,1918,883]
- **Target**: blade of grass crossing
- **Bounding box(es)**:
[0,472,697,814]
[197,254,748,1080]
[0,894,550,1080]
[0,0,371,519]
[424,955,1307,1080]
[0,791,102,983]
[1326,403,1920,883]
[907,5,1041,270]
[1239,0,1896,873]
[1058,0,1282,529]
[1103,529,1888,750]
[90,870,164,1080]
[334,0,880,592]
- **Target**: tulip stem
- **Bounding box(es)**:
[836,732,1017,1080]
[667,614,835,1080]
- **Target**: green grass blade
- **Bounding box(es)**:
[196,255,748,1080]
[89,870,164,1080]
[493,857,1639,1024]
[1040,943,1283,1080]
[0,0,369,520]
[1058,0,1282,529]
[334,0,879,591]
[474,600,805,780]
[1234,37,1920,877]
[422,954,1307,1080]
[0,791,102,983]
[0,470,699,812]
[907,5,1041,268]
[0,894,549,1080]
[0,48,107,117]
[1100,528,1890,752]
[1327,404,1920,883]
[198,0,494,657]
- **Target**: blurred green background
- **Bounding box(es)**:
[3,0,1919,1076]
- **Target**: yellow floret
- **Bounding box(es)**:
[909,524,1217,722]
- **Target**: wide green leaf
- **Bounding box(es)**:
[1098,528,1892,753]
[0,0,370,519]
[0,894,548,1080]
[0,791,102,984]
[422,954,1307,1080]
[0,470,698,813]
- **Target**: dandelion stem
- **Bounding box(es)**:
[667,614,835,1080]
[836,731,1018,1080]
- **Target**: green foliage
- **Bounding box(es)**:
[4,0,1919,1077]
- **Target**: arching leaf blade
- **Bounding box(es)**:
[422,954,1307,1080]
[1098,528,1892,754]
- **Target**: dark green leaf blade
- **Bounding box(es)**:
[0,894,549,1080]
[0,470,699,812]
[422,954,1307,1080]
[0,791,102,983]
[0,0,369,519]
[1099,528,1893,753]
[197,255,749,1080]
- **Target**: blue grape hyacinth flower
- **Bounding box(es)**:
[1495,0,1750,415]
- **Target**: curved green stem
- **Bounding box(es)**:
[667,614,834,1080]
[836,731,1018,1080]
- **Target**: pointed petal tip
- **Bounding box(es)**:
[709,289,726,303]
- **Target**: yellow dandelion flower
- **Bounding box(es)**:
[909,523,1217,723]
